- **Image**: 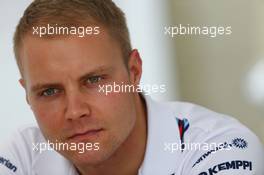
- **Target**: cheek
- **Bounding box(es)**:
[99,92,136,131]
[31,102,64,138]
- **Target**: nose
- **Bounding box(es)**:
[64,88,91,121]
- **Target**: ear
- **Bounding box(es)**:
[128,49,142,85]
[19,78,30,105]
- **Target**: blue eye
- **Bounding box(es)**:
[86,76,102,84]
[41,88,59,97]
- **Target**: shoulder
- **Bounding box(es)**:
[0,124,43,174]
[0,124,74,175]
[161,101,264,174]
[161,101,258,141]
[164,101,243,131]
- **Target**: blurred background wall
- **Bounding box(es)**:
[0,0,263,143]
[0,1,35,142]
[170,0,264,142]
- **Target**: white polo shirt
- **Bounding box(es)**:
[1,96,264,175]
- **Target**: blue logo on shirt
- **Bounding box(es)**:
[232,138,248,149]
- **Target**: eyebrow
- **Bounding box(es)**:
[78,66,113,82]
[30,83,62,93]
[30,65,113,93]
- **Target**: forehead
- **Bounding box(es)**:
[20,28,123,81]
[22,27,118,61]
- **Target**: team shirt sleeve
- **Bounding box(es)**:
[0,129,33,175]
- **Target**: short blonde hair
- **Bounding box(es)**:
[14,0,132,76]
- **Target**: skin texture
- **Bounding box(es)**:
[19,28,147,175]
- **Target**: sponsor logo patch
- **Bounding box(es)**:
[232,138,248,149]
[192,137,248,168]
[0,156,17,172]
[176,118,190,152]
[198,160,252,175]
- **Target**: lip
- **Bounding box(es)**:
[68,128,103,142]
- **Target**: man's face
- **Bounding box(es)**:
[19,28,141,165]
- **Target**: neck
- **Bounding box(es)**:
[77,93,147,175]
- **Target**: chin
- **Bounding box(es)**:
[69,148,112,166]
